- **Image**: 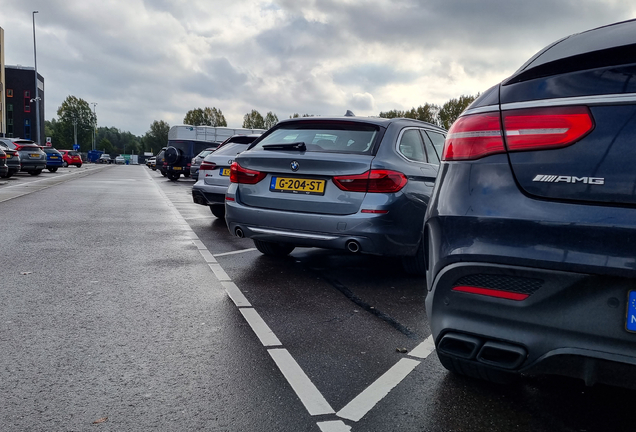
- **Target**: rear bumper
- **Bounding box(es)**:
[192,183,225,207]
[226,199,419,256]
[425,159,636,387]
[20,161,46,171]
[426,261,636,387]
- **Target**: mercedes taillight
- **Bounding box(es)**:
[443,106,594,161]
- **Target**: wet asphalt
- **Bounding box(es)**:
[0,165,634,432]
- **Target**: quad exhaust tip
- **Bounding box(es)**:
[438,332,527,370]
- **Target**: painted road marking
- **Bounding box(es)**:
[208,263,230,281]
[408,335,436,359]
[146,168,436,429]
[318,420,352,432]
[214,248,258,257]
[199,249,217,263]
[240,308,282,347]
[222,281,251,307]
[336,358,421,422]
[268,348,335,416]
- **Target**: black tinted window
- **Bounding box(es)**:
[253,123,378,154]
[398,129,426,162]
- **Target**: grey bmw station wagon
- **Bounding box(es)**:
[225,114,446,274]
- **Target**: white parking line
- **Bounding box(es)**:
[214,248,257,257]
[208,263,230,281]
[336,358,421,422]
[408,335,435,359]
[268,348,335,416]
[240,308,282,347]
[147,168,437,429]
[317,421,352,432]
[199,249,217,263]
[222,281,251,307]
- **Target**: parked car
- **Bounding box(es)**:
[0,148,8,178]
[98,153,112,164]
[146,156,156,169]
[192,134,262,218]
[114,155,125,164]
[189,146,221,181]
[0,138,46,175]
[41,147,64,172]
[424,19,636,389]
[164,141,221,181]
[0,141,21,178]
[58,150,83,167]
[156,147,168,176]
[225,115,445,273]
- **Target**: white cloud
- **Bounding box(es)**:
[1,0,634,135]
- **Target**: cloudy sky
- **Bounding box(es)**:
[2,0,634,136]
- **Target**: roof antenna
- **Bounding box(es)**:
[344,110,355,117]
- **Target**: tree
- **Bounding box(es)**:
[290,113,314,118]
[264,111,278,129]
[142,120,170,153]
[438,94,478,130]
[98,138,113,153]
[56,96,96,151]
[379,103,440,125]
[204,107,227,127]
[243,110,265,129]
[183,108,207,126]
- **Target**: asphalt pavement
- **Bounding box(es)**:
[1,165,634,432]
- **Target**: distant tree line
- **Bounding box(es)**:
[44,93,477,155]
[378,94,478,130]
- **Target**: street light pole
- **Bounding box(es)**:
[91,102,97,150]
[32,11,40,144]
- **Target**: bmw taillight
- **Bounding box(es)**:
[332,170,408,193]
[443,106,594,161]
[200,161,217,171]
[230,162,267,184]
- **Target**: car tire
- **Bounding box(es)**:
[76,164,82,168]
[209,205,225,219]
[29,170,42,176]
[253,239,295,256]
[436,351,518,385]
[1,172,10,178]
[168,173,180,181]
[63,161,69,167]
[401,238,427,276]
[48,167,58,173]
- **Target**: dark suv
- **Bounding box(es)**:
[425,19,636,389]
[0,138,46,175]
[164,141,219,181]
[0,141,21,178]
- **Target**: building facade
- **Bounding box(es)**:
[0,27,5,137]
[4,65,45,143]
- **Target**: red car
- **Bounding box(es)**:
[58,150,83,167]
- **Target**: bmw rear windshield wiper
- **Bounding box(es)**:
[262,141,306,151]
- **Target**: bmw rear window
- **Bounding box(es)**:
[251,122,379,154]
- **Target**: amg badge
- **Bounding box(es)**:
[532,175,604,185]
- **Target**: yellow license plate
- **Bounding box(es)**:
[270,176,326,195]
[51,156,59,159]
[6,154,11,158]
[173,167,182,171]
[31,154,40,157]
[220,168,231,176]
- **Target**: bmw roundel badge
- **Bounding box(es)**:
[291,161,300,172]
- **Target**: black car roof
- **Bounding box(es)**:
[506,19,636,84]
[276,115,445,132]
